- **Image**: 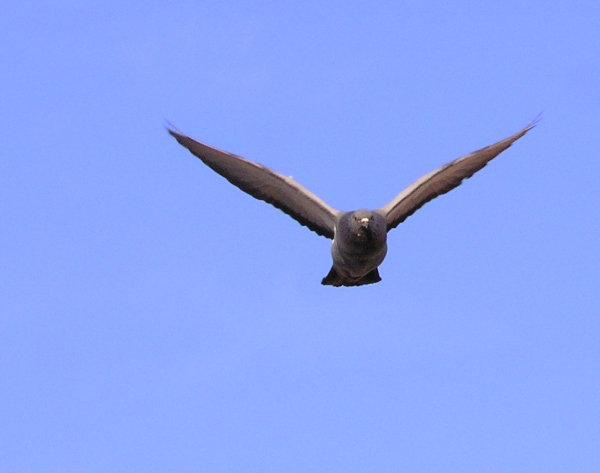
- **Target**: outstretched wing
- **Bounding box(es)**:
[379,120,538,231]
[168,129,340,239]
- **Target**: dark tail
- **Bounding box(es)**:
[321,267,382,287]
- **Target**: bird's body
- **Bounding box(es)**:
[324,210,388,286]
[168,119,537,286]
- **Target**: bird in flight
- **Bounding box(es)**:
[168,120,537,287]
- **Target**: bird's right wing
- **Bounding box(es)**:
[379,120,538,231]
[169,129,340,239]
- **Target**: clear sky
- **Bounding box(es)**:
[2,1,599,471]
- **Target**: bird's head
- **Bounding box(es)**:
[341,210,386,247]
[352,209,373,235]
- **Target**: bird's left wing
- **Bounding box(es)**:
[168,129,340,239]
[378,120,538,232]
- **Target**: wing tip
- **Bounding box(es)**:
[164,120,186,140]
[527,112,543,131]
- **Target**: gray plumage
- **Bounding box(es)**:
[168,120,536,287]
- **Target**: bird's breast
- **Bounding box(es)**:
[331,231,388,278]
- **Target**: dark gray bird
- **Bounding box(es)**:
[168,120,536,286]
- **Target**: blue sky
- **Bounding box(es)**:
[1,1,599,471]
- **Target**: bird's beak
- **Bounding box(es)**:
[360,217,370,226]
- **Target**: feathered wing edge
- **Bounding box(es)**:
[168,129,340,239]
[379,119,539,231]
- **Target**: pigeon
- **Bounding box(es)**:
[168,120,536,287]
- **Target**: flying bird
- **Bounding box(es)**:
[168,120,536,287]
